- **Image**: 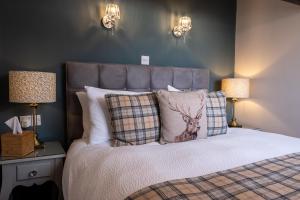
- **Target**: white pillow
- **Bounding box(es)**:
[85,86,140,144]
[167,85,180,92]
[76,92,90,140]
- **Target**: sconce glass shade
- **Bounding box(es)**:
[102,4,120,29]
[173,26,183,37]
[173,16,192,38]
[105,4,120,20]
[179,16,192,32]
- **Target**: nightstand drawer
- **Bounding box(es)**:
[17,160,52,181]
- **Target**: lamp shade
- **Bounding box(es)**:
[221,78,250,99]
[9,71,56,103]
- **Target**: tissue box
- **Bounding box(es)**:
[1,131,35,157]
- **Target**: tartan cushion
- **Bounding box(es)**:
[207,91,228,136]
[105,93,160,147]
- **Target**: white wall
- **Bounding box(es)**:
[235,0,300,137]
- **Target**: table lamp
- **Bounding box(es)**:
[9,71,56,148]
[221,78,249,127]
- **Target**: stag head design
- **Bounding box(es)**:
[168,94,205,142]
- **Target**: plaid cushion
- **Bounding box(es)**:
[126,152,300,200]
[105,93,160,147]
[207,91,228,136]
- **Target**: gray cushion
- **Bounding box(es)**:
[151,67,173,89]
[100,64,127,89]
[173,68,193,90]
[67,62,99,88]
[127,65,151,89]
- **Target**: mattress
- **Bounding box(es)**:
[62,128,300,200]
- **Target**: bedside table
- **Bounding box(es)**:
[229,125,263,131]
[245,127,263,131]
[0,141,66,200]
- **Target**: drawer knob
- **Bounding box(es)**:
[28,170,38,177]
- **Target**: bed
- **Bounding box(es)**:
[63,62,300,200]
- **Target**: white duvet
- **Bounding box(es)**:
[62,128,300,200]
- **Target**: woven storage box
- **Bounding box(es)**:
[1,131,34,157]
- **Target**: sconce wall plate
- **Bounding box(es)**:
[102,4,120,29]
[173,16,192,38]
[173,26,183,37]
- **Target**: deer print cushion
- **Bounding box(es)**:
[105,93,160,147]
[157,90,207,144]
[168,86,227,137]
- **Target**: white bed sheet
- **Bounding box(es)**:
[62,128,300,200]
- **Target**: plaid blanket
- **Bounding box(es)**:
[126,153,300,200]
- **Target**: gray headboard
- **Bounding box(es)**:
[66,62,209,145]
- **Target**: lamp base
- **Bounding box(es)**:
[34,134,45,149]
[29,103,44,149]
[228,118,242,128]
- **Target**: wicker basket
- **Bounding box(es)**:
[1,131,35,157]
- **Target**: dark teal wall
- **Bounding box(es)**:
[0,0,236,143]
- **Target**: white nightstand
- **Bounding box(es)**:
[243,126,263,131]
[0,141,66,200]
[229,125,262,131]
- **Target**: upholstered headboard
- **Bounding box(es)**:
[66,62,209,145]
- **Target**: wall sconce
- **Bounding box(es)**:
[102,4,120,29]
[173,16,192,38]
